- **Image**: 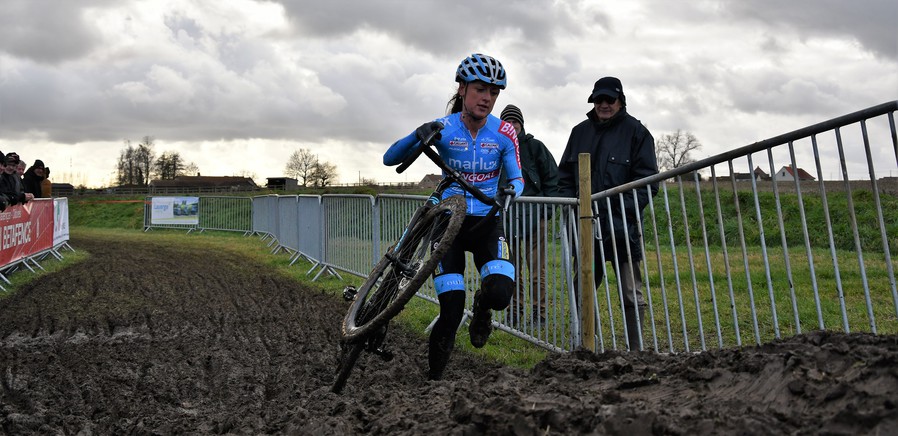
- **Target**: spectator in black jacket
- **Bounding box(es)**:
[23,159,47,198]
[557,76,659,352]
[498,104,559,326]
[0,152,32,207]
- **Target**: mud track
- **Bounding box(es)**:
[1,234,896,434]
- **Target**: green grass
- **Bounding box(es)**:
[0,249,90,301]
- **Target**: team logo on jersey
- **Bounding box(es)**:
[449,139,468,149]
[461,170,499,183]
[480,141,499,149]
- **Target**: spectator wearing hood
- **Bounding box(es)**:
[41,167,52,198]
[24,159,47,198]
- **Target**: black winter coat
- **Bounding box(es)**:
[23,168,45,198]
[557,108,658,262]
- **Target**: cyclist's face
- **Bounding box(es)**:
[460,81,501,119]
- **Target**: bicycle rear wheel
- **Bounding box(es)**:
[341,195,464,341]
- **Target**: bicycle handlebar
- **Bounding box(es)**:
[396,124,443,174]
[392,122,515,227]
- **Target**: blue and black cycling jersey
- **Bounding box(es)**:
[384,112,525,216]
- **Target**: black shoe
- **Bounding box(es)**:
[469,290,493,348]
[427,335,454,381]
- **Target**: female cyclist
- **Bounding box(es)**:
[383,53,524,380]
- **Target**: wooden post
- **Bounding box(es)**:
[578,153,596,351]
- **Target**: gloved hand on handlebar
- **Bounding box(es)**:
[415,121,443,144]
[495,179,524,204]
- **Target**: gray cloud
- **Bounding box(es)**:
[0,0,115,63]
[273,0,585,55]
[723,0,898,61]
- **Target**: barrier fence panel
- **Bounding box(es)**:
[501,196,580,352]
[321,195,377,277]
[251,195,278,239]
[143,196,199,232]
[583,100,898,354]
[198,196,252,233]
[294,195,323,264]
[275,196,300,253]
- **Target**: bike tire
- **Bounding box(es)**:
[331,341,364,394]
[341,195,465,341]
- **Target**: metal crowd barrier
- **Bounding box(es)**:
[587,100,898,354]
[144,101,897,356]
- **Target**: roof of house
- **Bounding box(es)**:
[150,176,257,187]
[780,166,816,180]
[753,166,768,176]
[418,174,443,185]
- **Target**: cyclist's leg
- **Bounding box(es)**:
[427,290,465,380]
[470,216,515,347]
[428,242,467,380]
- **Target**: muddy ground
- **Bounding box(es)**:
[0,234,896,435]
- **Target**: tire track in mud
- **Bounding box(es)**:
[0,233,896,435]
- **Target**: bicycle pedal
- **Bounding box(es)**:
[342,286,358,301]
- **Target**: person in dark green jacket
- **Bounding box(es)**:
[499,104,559,326]
[557,76,659,352]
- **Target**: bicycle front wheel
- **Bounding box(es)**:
[341,195,464,341]
[331,341,364,394]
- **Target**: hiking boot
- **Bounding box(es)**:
[469,290,493,348]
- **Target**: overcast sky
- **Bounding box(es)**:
[1,0,896,188]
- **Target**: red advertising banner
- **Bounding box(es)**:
[0,199,54,267]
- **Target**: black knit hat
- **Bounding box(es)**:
[500,104,524,126]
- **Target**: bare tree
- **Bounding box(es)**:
[115,137,156,186]
[285,148,318,187]
[115,140,138,186]
[182,161,199,177]
[655,130,702,173]
[135,136,155,185]
[153,151,198,179]
[309,161,338,187]
[153,151,184,180]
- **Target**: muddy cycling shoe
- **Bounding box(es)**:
[469,291,493,348]
[427,335,455,381]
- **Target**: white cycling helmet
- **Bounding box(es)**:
[455,53,507,89]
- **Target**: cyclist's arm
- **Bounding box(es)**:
[500,128,525,198]
[383,131,420,166]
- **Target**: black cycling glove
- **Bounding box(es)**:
[415,121,443,144]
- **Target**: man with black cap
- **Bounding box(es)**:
[557,76,659,352]
[499,104,559,327]
[0,152,32,206]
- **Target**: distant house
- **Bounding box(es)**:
[266,177,298,191]
[149,175,258,192]
[774,166,815,182]
[51,183,75,197]
[754,166,770,181]
[418,174,443,190]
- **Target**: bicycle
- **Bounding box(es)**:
[331,123,513,394]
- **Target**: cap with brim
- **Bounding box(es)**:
[587,76,623,103]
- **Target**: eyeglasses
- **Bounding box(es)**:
[593,95,617,105]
